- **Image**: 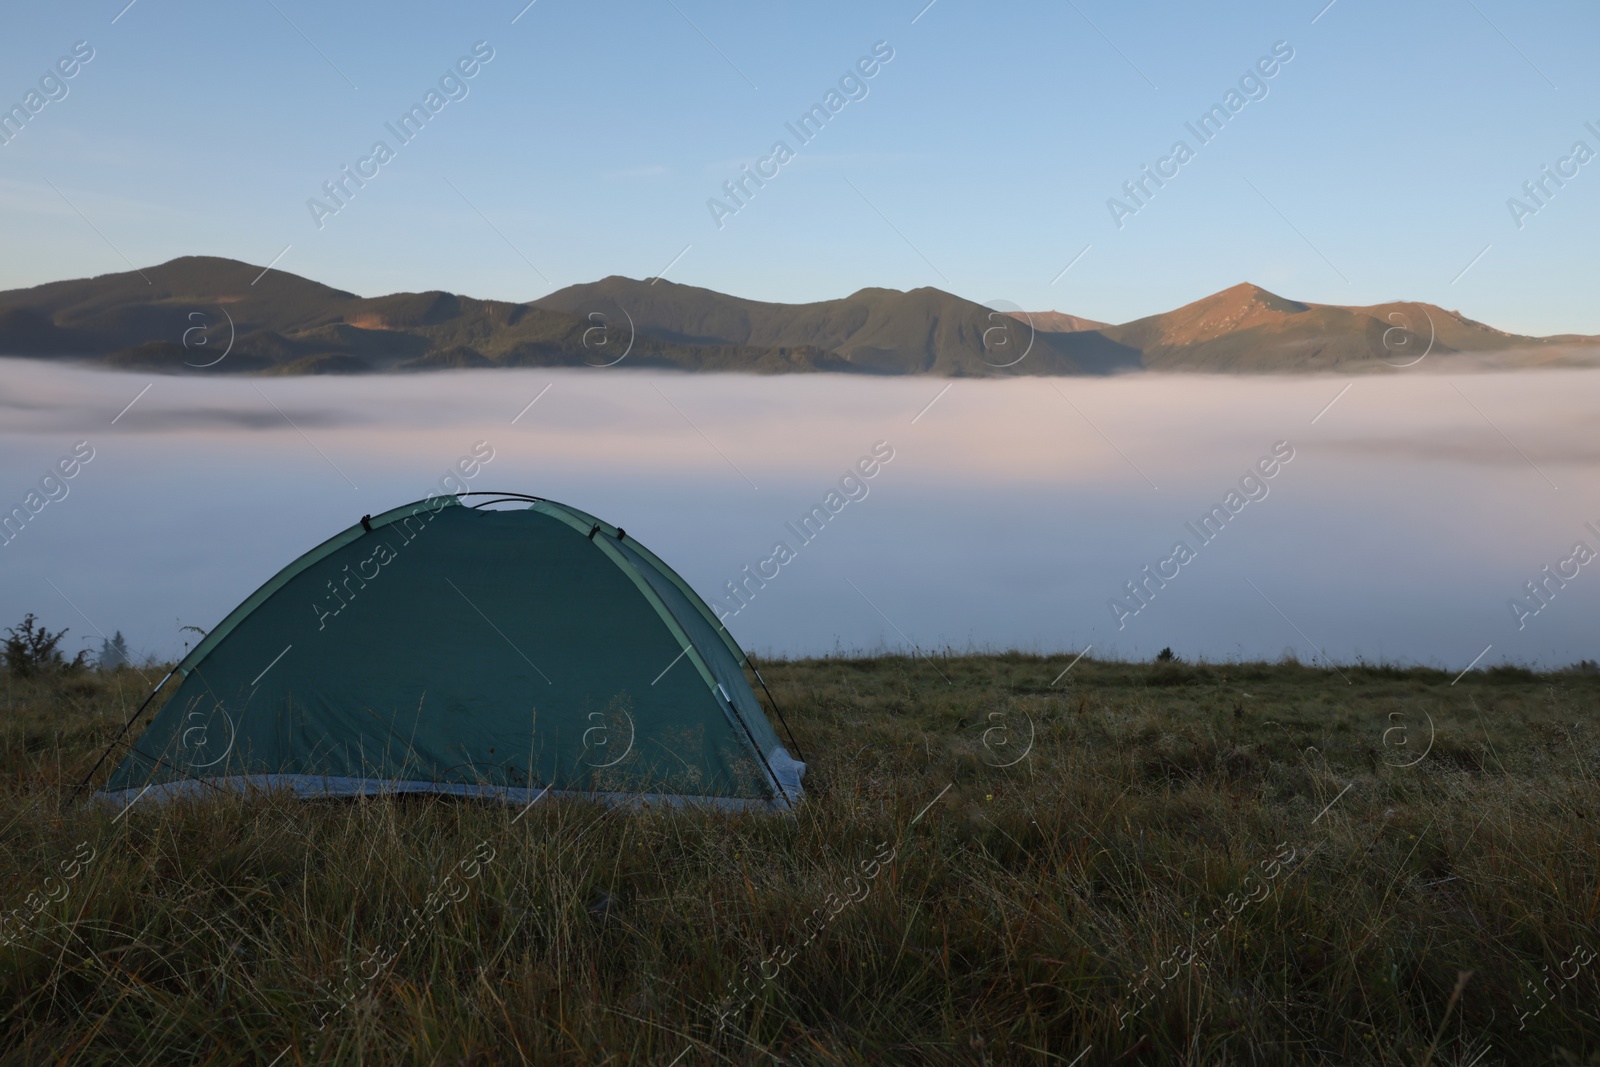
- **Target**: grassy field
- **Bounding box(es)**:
[1,653,1597,1065]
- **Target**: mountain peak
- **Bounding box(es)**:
[1209,281,1306,311]
[1128,282,1311,348]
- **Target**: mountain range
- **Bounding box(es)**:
[0,256,1593,377]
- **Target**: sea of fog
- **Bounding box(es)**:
[1,358,1597,672]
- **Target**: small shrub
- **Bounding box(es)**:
[2,613,87,677]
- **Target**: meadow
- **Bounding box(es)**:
[1,652,1597,1065]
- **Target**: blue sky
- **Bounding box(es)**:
[1,0,1595,334]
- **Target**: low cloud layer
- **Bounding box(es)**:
[2,361,1596,668]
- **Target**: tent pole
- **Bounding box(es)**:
[745,655,804,763]
[74,668,175,798]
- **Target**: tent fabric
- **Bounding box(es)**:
[99,496,804,811]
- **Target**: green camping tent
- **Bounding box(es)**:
[94,494,805,811]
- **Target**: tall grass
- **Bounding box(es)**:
[0,655,1596,1064]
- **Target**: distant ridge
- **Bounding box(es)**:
[1018,311,1110,333]
[0,257,1592,377]
[532,276,1137,375]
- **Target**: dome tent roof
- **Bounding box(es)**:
[93,494,804,811]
